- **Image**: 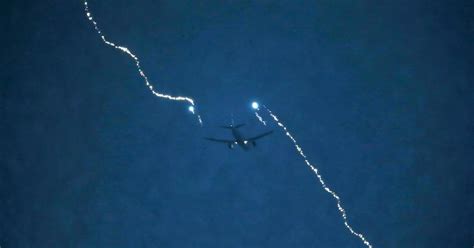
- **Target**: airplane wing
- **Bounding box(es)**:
[204,137,235,143]
[248,131,273,141]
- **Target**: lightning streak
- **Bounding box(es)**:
[84,1,202,125]
[261,105,372,248]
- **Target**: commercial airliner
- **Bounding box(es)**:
[205,124,273,150]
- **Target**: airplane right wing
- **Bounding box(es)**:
[248,131,273,141]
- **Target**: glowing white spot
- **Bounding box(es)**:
[188,106,195,113]
[252,101,259,110]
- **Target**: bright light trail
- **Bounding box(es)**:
[83,1,202,125]
[251,101,267,125]
[257,104,373,248]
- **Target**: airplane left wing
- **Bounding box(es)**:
[204,137,235,143]
[248,131,273,141]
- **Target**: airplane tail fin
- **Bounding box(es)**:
[219,124,245,129]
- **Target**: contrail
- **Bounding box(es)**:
[258,105,373,248]
[83,1,202,125]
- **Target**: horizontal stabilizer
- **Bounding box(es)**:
[219,123,245,129]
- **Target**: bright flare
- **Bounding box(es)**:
[188,106,195,113]
[251,101,259,110]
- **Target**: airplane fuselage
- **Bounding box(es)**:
[231,128,254,150]
[204,123,272,150]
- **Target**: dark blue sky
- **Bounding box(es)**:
[2,0,473,247]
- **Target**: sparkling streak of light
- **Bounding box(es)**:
[262,105,372,248]
[255,111,267,126]
[83,1,202,124]
[196,114,203,126]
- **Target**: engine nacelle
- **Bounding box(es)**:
[228,143,234,149]
[252,141,256,147]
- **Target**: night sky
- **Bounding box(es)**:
[2,0,473,247]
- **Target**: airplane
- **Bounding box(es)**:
[205,124,273,150]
